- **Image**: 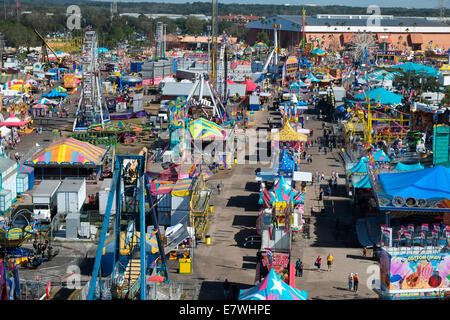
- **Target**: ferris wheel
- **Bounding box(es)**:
[349,32,378,64]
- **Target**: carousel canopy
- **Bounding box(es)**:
[393,162,424,172]
[259,176,304,205]
[272,122,307,142]
[239,268,307,300]
[31,138,106,165]
[378,165,450,200]
[188,118,226,140]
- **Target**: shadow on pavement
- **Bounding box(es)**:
[245,182,260,192]
[232,215,257,227]
[226,194,260,211]
[233,228,259,248]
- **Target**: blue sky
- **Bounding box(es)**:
[99,0,445,9]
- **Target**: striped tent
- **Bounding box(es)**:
[31,138,105,165]
[188,118,226,140]
[239,268,307,300]
[0,73,38,84]
[150,178,193,197]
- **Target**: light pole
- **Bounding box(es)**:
[207,25,211,75]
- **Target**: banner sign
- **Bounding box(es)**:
[379,251,449,299]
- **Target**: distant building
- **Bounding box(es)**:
[119,13,141,18]
[219,13,263,25]
[246,14,450,51]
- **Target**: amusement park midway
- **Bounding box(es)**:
[1,1,450,304]
[186,106,378,300]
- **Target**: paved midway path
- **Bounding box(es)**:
[169,103,379,300]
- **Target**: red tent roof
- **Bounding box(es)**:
[227,79,238,84]
[245,78,257,92]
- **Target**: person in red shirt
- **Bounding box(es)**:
[314,256,322,271]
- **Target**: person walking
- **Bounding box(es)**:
[353,273,359,292]
[314,256,322,271]
[295,259,303,277]
[217,183,222,195]
[326,254,334,271]
[348,273,354,291]
[362,247,367,257]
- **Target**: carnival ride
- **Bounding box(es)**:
[0,209,58,269]
[348,32,378,66]
[343,102,410,145]
[88,155,168,300]
[73,31,110,132]
[34,29,66,69]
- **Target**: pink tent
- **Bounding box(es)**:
[227,79,238,84]
[0,115,28,127]
[245,78,257,92]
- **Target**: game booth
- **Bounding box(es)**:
[24,138,107,182]
[367,165,450,299]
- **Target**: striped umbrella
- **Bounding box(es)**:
[188,118,225,140]
[55,86,68,93]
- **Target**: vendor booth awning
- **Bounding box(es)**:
[42,89,68,99]
[239,268,307,300]
[0,73,38,84]
[393,162,424,172]
[245,78,257,92]
[378,165,450,200]
[31,138,106,165]
[390,62,438,77]
[353,174,372,189]
[188,118,226,140]
[0,115,28,127]
[272,122,307,142]
[354,88,402,105]
[348,158,368,175]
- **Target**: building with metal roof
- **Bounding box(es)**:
[246,14,450,50]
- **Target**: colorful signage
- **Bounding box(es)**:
[380,250,450,299]
[262,251,290,274]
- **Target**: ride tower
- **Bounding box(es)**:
[73,30,109,131]
[88,155,169,300]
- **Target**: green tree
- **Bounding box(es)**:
[255,31,270,45]
[442,86,450,106]
[185,16,204,35]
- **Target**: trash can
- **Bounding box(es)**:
[205,235,211,245]
[209,205,214,214]
[179,258,191,274]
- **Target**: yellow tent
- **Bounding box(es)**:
[272,121,307,142]
[9,84,31,93]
